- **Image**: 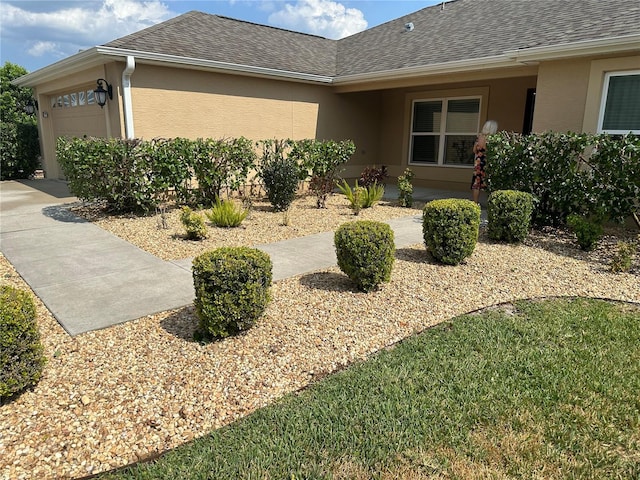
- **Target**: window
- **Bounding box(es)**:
[87,90,95,105]
[598,71,640,134]
[410,97,480,166]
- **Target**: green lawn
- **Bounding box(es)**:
[101,298,640,479]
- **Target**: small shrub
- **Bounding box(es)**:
[205,198,248,228]
[487,190,534,243]
[338,180,385,214]
[359,165,388,187]
[397,168,414,208]
[566,214,603,251]
[610,241,637,273]
[192,247,272,338]
[1,285,46,400]
[334,221,395,292]
[180,206,208,240]
[259,140,301,212]
[423,199,480,265]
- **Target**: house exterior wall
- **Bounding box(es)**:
[33,63,123,179]
[129,64,381,167]
[372,75,537,191]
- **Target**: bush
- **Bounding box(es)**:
[423,199,480,265]
[192,247,272,338]
[291,139,356,208]
[566,214,603,251]
[487,190,534,243]
[397,168,414,208]
[486,132,640,226]
[180,206,208,240]
[359,165,388,187]
[1,285,46,400]
[334,221,395,292]
[259,140,300,212]
[205,198,248,227]
[610,241,637,273]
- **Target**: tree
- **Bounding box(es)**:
[1,62,40,180]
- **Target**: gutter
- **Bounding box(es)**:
[121,56,136,139]
[12,46,334,88]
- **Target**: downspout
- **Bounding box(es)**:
[122,55,136,139]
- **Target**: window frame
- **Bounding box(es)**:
[597,69,640,135]
[408,95,481,168]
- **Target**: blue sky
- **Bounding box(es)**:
[1,0,440,73]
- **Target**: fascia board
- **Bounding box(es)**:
[504,34,640,63]
[11,45,334,88]
[332,55,518,86]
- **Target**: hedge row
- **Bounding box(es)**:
[56,137,355,213]
[486,132,639,226]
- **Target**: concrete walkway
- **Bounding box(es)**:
[0,180,475,336]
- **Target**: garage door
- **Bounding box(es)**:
[51,90,108,140]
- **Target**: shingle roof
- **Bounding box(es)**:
[103,0,640,80]
[104,11,337,76]
[336,0,640,76]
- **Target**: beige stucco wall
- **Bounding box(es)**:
[370,75,537,190]
[129,64,381,168]
[582,55,640,133]
[33,63,123,179]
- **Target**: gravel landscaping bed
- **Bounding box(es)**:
[1,194,638,480]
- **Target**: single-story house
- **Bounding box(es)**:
[13,0,640,190]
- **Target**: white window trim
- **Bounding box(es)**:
[597,69,640,134]
[409,95,481,168]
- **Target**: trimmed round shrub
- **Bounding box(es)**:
[192,247,272,339]
[423,199,480,265]
[260,157,300,212]
[1,285,46,400]
[487,190,534,243]
[334,220,395,292]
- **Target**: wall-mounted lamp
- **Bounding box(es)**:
[24,98,38,115]
[94,78,113,108]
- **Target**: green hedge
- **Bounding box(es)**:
[1,285,46,400]
[486,132,639,226]
[334,221,395,292]
[423,199,480,265]
[192,247,272,339]
[56,137,356,213]
[487,190,534,243]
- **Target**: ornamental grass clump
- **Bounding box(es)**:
[192,247,272,339]
[423,199,480,265]
[1,285,46,400]
[487,190,534,243]
[205,198,248,228]
[337,180,385,215]
[334,220,395,292]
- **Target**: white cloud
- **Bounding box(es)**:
[268,0,367,39]
[26,41,63,57]
[1,0,174,60]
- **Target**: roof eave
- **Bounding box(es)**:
[332,55,519,86]
[504,34,640,63]
[11,45,334,88]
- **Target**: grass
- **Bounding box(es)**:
[100,298,640,479]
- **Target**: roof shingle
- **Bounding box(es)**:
[103,0,640,80]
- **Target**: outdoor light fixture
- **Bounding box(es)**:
[24,98,38,115]
[94,78,113,108]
